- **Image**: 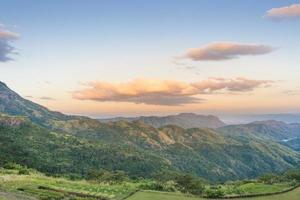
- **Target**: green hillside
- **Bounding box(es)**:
[0,115,172,178]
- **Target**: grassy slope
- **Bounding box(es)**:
[128,187,300,200]
[0,170,298,200]
[0,170,138,200]
[0,191,37,200]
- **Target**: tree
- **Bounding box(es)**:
[175,174,205,195]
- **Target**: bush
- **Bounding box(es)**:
[284,169,300,182]
[87,170,129,184]
[258,173,281,184]
[18,168,30,175]
[3,162,23,170]
[175,174,205,195]
[67,173,83,181]
[139,181,164,191]
[139,180,177,192]
[205,187,225,198]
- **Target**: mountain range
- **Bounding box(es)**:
[1,81,300,182]
[99,113,226,129]
[221,114,300,124]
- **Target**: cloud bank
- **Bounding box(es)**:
[184,42,274,61]
[0,25,19,62]
[73,78,273,106]
[266,4,300,20]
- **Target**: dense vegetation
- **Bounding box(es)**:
[0,115,172,179]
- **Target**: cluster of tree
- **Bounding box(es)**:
[258,168,300,185]
[2,162,33,175]
[140,171,205,195]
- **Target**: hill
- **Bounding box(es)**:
[221,114,300,124]
[0,81,83,126]
[218,120,300,152]
[99,113,226,129]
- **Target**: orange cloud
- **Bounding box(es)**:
[73,78,273,106]
[183,42,273,61]
[266,4,300,20]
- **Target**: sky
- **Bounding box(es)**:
[0,0,300,118]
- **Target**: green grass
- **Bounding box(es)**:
[0,170,139,200]
[0,190,37,200]
[0,169,298,200]
[236,182,291,194]
[127,191,201,200]
[128,187,300,200]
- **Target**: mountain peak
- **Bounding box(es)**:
[0,81,9,89]
[0,80,71,124]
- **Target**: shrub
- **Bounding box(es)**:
[258,173,280,184]
[87,170,129,184]
[3,162,23,170]
[18,168,30,175]
[139,181,164,191]
[284,169,300,182]
[205,187,225,198]
[139,180,177,192]
[175,174,205,195]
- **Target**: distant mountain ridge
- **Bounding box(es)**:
[221,114,300,124]
[218,120,300,151]
[99,113,226,129]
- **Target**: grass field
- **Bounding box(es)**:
[235,182,291,194]
[128,187,300,200]
[0,169,298,200]
[0,169,138,200]
[0,190,37,200]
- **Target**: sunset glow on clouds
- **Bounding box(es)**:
[266,3,300,20]
[72,78,272,106]
[183,42,274,61]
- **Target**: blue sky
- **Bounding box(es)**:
[0,0,300,117]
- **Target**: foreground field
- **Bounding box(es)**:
[0,168,299,200]
[0,169,138,200]
[0,191,37,200]
[128,187,300,200]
